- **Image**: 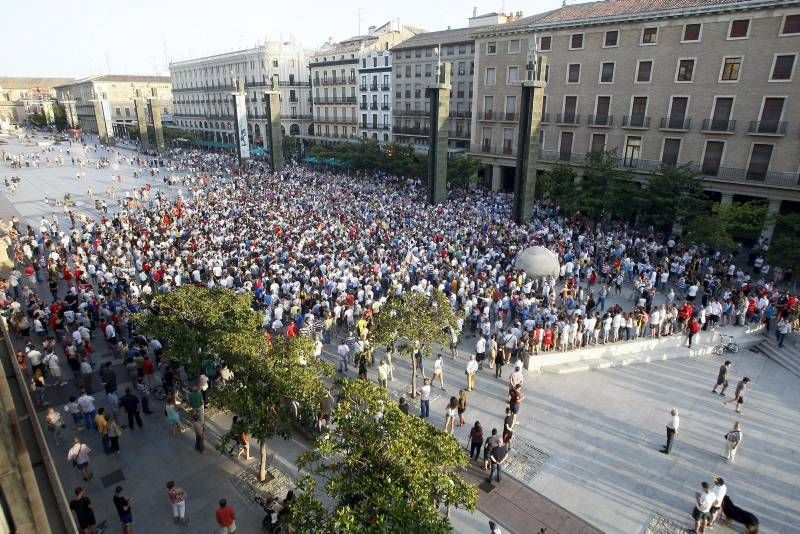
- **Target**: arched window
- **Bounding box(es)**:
[289,123,300,135]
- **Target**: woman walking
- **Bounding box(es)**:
[468,421,484,462]
[456,389,467,427]
[45,406,65,446]
[165,400,183,437]
[444,396,458,434]
[107,415,122,454]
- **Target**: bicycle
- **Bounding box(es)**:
[713,334,739,355]
[152,380,189,402]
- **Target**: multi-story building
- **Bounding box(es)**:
[391,28,476,152]
[310,21,423,144]
[470,0,800,225]
[53,75,173,138]
[169,42,313,150]
[358,50,393,142]
[0,77,73,127]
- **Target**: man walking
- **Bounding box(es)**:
[487,438,508,484]
[724,377,750,414]
[724,422,743,463]
[660,408,679,454]
[119,388,143,429]
[113,486,133,534]
[711,361,731,396]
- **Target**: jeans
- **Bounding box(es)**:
[470,441,482,460]
[420,399,430,418]
[323,329,332,345]
[338,357,348,373]
[83,410,97,429]
[598,297,606,311]
[665,427,675,454]
[490,462,502,482]
[776,331,786,348]
[126,410,143,428]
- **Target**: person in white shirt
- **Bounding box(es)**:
[431,354,446,391]
[692,481,716,534]
[336,343,349,373]
[67,437,93,481]
[509,366,524,389]
[77,392,97,429]
[419,378,431,418]
[475,336,487,369]
[43,351,65,386]
[708,477,727,527]
[660,408,679,455]
[465,355,479,391]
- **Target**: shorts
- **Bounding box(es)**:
[449,342,457,349]
[476,352,485,362]
[77,461,89,469]
[510,404,519,414]
[737,396,744,405]
[709,506,719,516]
[219,521,237,533]
[691,507,710,522]
[119,512,133,525]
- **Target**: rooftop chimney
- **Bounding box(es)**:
[473,6,477,17]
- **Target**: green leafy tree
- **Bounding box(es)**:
[283,134,298,159]
[638,166,708,231]
[540,163,577,212]
[163,127,196,143]
[766,214,800,288]
[369,289,456,398]
[767,213,800,279]
[683,201,771,252]
[27,110,48,128]
[215,336,333,481]
[291,379,477,533]
[52,102,68,131]
[447,155,481,189]
[580,150,639,221]
[134,285,261,374]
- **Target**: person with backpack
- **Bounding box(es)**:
[724,422,743,463]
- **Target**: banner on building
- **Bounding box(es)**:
[233,93,250,160]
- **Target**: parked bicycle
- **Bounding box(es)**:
[152,379,189,402]
[713,334,739,355]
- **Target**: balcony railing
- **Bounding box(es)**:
[370,103,378,110]
[381,104,390,110]
[449,130,471,139]
[537,150,800,187]
[381,84,390,91]
[540,112,550,123]
[481,143,492,153]
[278,81,311,87]
[281,114,313,120]
[393,126,430,136]
[480,110,494,120]
[748,121,787,135]
[587,115,614,127]
[317,117,357,124]
[449,111,472,119]
[394,109,428,117]
[556,113,580,125]
[313,97,357,105]
[502,145,514,155]
[701,119,736,133]
[359,85,368,91]
[501,112,518,122]
[289,97,299,103]
[622,115,651,128]
[369,84,378,91]
[359,103,368,110]
[660,117,691,130]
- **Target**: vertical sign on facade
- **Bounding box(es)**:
[233,92,250,160]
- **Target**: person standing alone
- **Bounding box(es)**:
[660,408,679,454]
[724,422,743,463]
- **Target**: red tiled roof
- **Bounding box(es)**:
[537,0,741,23]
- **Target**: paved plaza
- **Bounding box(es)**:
[3,133,799,533]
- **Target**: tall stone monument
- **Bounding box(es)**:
[265,74,284,172]
[425,50,451,205]
[148,97,165,153]
[512,42,548,224]
[134,91,151,152]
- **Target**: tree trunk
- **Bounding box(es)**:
[411,358,418,398]
[259,438,269,482]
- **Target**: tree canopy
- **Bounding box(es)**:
[767,213,800,278]
[683,201,770,252]
[291,379,477,533]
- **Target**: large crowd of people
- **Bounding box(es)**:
[1,136,797,533]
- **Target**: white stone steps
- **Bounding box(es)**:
[537,326,763,375]
[756,336,800,379]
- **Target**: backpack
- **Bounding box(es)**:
[725,430,741,444]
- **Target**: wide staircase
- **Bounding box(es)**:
[754,332,800,379]
[529,323,764,374]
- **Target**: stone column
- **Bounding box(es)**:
[425,58,451,205]
[491,164,502,192]
[512,54,548,224]
[148,99,165,153]
[761,198,781,241]
[265,75,284,172]
[134,98,151,152]
[91,100,109,143]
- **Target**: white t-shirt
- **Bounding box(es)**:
[698,491,715,513]
[712,484,727,507]
[420,384,431,401]
[77,394,96,413]
[476,337,486,353]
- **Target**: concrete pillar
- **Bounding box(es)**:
[491,164,502,191]
[134,98,151,152]
[91,100,109,143]
[512,54,548,224]
[761,198,781,241]
[149,99,165,153]
[265,75,284,172]
[426,59,451,205]
[720,193,733,205]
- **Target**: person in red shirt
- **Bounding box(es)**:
[215,499,236,533]
[286,322,297,339]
